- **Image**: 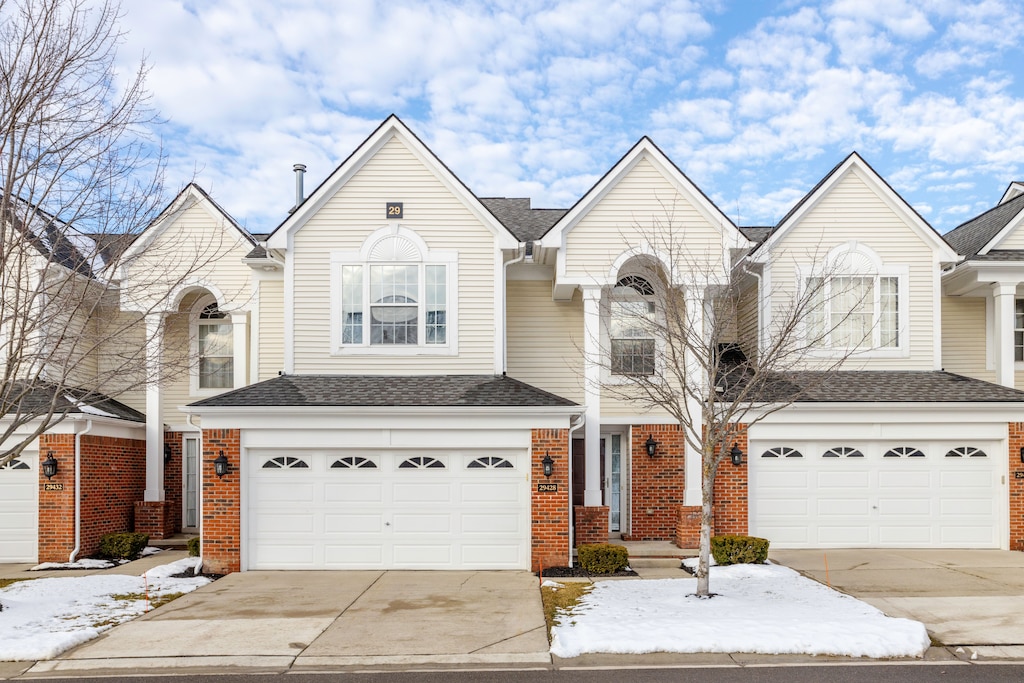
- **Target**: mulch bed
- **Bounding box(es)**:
[536,566,639,579]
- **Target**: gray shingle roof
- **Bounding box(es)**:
[738,226,773,244]
[731,370,1024,403]
[189,374,578,408]
[943,193,1024,257]
[479,198,567,242]
[964,249,1024,261]
[5,382,145,422]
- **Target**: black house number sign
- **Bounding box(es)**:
[537,483,558,492]
[386,202,403,219]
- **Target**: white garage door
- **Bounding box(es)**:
[0,452,38,563]
[246,449,530,570]
[750,441,1001,548]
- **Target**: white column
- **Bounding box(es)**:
[683,290,705,506]
[231,311,249,390]
[144,313,165,502]
[993,282,1017,388]
[583,286,603,506]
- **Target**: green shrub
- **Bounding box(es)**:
[187,536,200,557]
[710,535,769,565]
[98,532,149,560]
[577,543,629,574]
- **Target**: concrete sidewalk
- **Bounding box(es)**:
[25,570,551,676]
[771,548,1024,660]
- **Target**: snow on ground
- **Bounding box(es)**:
[0,557,210,661]
[550,563,930,659]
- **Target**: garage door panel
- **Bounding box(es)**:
[817,498,870,515]
[752,439,1000,549]
[248,449,529,570]
[324,513,383,533]
[324,545,383,565]
[325,483,383,502]
[758,471,809,488]
[462,513,520,533]
[393,482,450,503]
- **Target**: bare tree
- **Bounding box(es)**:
[0,0,241,465]
[599,217,875,597]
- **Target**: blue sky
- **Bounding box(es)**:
[119,0,1024,235]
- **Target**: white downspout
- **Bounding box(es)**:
[501,244,527,373]
[69,419,94,562]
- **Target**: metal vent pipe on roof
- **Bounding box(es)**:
[290,163,306,213]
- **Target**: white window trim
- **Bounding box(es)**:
[601,278,665,385]
[189,294,235,396]
[797,253,910,360]
[330,225,459,356]
[1014,298,1024,369]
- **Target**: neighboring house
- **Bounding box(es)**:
[4,116,1024,573]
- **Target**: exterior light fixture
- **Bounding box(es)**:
[645,435,658,457]
[730,443,744,466]
[1019,446,1024,464]
[541,453,554,478]
[164,442,173,465]
[41,451,59,479]
[213,450,230,478]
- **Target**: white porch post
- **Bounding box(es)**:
[993,282,1017,388]
[683,290,705,506]
[144,313,165,502]
[583,286,603,506]
[231,311,249,390]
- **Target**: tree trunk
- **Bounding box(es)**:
[695,453,715,597]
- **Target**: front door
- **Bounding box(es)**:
[182,436,200,532]
[604,434,623,532]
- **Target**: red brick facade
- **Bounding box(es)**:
[164,432,184,532]
[202,429,241,574]
[711,424,749,535]
[675,505,702,548]
[573,505,608,546]
[531,428,570,572]
[37,433,146,562]
[1010,422,1024,552]
[627,424,686,540]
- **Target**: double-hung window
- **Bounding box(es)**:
[333,226,456,354]
[609,275,656,376]
[195,298,233,390]
[1015,300,1024,362]
[805,244,903,352]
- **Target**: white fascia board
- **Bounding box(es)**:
[978,206,1024,254]
[266,118,518,252]
[741,401,1024,424]
[752,155,958,264]
[181,405,582,431]
[945,262,1024,297]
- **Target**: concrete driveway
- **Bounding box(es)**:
[771,549,1024,658]
[31,570,550,675]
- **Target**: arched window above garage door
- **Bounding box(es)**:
[331,456,377,469]
[823,447,863,458]
[761,447,803,458]
[884,447,925,458]
[945,447,988,458]
[0,458,30,470]
[262,456,309,469]
[399,456,445,469]
[468,456,514,468]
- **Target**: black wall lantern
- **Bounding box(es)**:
[164,442,172,465]
[730,443,744,466]
[1019,446,1023,464]
[541,452,554,478]
[213,450,230,478]
[41,450,59,479]
[645,434,659,457]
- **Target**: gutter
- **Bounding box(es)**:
[69,419,94,563]
[500,244,527,373]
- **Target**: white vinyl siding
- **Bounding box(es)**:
[991,224,1024,250]
[766,169,936,370]
[506,280,583,403]
[563,156,727,281]
[258,278,285,381]
[939,296,992,382]
[290,136,496,374]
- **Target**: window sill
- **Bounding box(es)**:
[332,345,458,357]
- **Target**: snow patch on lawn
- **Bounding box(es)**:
[0,557,210,661]
[550,563,930,659]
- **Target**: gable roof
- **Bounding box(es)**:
[539,136,746,249]
[3,196,103,278]
[750,152,958,262]
[943,192,1024,258]
[118,183,255,265]
[479,198,567,242]
[5,381,145,422]
[266,116,519,251]
[1000,181,1024,205]
[187,374,578,408]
